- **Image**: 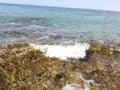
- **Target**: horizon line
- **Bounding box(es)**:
[0,2,118,12]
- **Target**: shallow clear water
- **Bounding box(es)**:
[0,3,120,45]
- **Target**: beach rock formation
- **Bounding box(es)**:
[0,44,120,90]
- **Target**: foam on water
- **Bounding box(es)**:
[62,83,83,90]
[29,43,90,60]
[62,75,101,90]
[79,74,101,90]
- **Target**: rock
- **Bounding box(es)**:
[0,58,4,64]
[0,43,119,90]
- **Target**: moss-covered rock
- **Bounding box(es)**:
[88,43,111,55]
[0,43,120,90]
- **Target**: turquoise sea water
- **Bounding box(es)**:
[0,3,120,45]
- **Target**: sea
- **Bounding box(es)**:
[0,3,120,90]
[0,3,120,45]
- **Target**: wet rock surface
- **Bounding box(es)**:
[0,44,120,90]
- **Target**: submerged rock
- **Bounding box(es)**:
[0,43,119,90]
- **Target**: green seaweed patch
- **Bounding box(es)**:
[88,43,111,55]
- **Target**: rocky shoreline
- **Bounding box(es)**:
[0,43,120,90]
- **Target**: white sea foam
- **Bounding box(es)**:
[79,74,101,90]
[62,75,101,90]
[29,43,90,60]
[62,82,90,90]
[62,83,83,90]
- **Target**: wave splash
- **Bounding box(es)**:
[62,83,82,90]
[62,75,101,90]
[29,43,90,60]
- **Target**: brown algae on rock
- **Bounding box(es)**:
[0,43,120,90]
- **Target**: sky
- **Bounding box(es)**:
[0,0,120,11]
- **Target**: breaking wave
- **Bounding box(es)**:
[29,43,90,60]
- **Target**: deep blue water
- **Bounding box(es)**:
[0,3,120,45]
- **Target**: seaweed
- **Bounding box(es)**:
[0,43,119,90]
